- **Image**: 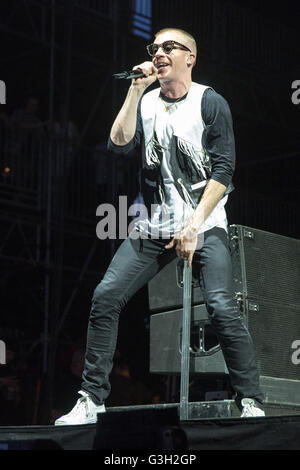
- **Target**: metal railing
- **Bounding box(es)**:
[0,121,138,224]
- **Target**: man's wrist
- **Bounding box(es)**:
[184,222,199,238]
[129,83,148,94]
[188,215,201,233]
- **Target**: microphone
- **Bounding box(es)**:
[113,69,145,80]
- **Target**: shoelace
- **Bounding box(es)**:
[71,394,92,418]
[242,401,260,416]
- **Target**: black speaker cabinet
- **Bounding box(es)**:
[149,224,300,406]
[229,224,300,405]
[148,258,204,313]
[229,224,300,306]
[150,304,228,375]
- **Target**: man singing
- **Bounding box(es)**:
[55,28,265,425]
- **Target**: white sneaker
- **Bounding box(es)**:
[54,391,106,425]
[240,398,265,418]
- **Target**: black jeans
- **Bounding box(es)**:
[81,227,264,410]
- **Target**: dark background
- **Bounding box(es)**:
[0,0,299,425]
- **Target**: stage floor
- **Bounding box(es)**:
[0,401,300,450]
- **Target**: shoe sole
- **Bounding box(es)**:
[54,419,97,425]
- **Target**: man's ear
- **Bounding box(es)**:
[187,53,196,66]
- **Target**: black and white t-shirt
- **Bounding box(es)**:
[108,86,236,237]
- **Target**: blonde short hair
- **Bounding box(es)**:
[154,28,197,57]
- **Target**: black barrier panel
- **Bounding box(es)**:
[184,415,300,450]
[93,407,188,450]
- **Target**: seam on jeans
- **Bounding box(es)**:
[198,263,207,303]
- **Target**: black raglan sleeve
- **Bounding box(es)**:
[201,88,236,188]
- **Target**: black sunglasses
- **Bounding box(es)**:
[146,40,191,57]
